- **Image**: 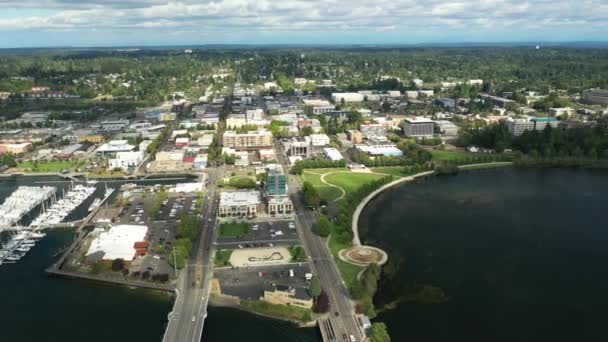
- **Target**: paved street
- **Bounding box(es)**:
[276,140,363,342]
[162,169,220,342]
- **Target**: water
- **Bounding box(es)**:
[0,175,318,342]
[360,168,608,342]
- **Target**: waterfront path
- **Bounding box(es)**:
[350,162,514,246]
[351,171,435,246]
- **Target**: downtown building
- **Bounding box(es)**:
[265,164,293,216]
[222,129,273,151]
[402,117,435,138]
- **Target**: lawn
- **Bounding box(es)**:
[370,167,410,178]
[430,150,475,161]
[240,300,313,322]
[214,250,233,267]
[17,160,84,172]
[323,172,386,195]
[299,171,342,202]
[335,259,363,290]
[219,221,252,238]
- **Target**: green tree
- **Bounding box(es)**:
[315,215,332,237]
[302,181,320,208]
[370,322,391,342]
[309,276,322,298]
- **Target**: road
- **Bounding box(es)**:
[162,169,220,342]
[275,140,363,342]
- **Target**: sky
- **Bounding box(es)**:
[0,0,606,48]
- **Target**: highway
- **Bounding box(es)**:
[162,169,220,342]
[276,141,363,342]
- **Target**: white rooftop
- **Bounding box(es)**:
[220,191,261,206]
[405,117,434,123]
[86,225,148,261]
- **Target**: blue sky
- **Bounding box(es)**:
[0,1,606,48]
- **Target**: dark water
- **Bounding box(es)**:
[0,176,318,342]
[360,168,608,342]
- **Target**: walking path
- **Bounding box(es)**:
[351,170,435,246]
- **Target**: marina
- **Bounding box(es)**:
[88,186,115,212]
[0,186,56,231]
[30,184,96,228]
[0,230,46,265]
[0,182,98,266]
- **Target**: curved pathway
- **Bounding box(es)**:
[350,162,514,246]
[319,172,347,201]
[351,170,435,246]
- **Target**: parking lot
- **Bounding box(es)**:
[215,263,312,301]
[156,196,197,221]
[216,220,299,249]
[112,190,199,276]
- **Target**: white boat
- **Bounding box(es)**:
[30,184,96,228]
[16,246,30,253]
[88,198,102,212]
[30,232,46,239]
[0,186,56,228]
[5,254,22,261]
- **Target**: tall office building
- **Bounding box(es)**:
[266,164,287,196]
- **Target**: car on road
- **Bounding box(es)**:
[191,316,196,322]
[349,335,356,342]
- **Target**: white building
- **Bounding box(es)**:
[323,148,344,161]
[405,91,419,99]
[434,121,460,137]
[267,196,293,215]
[108,151,144,171]
[309,134,330,147]
[331,92,364,103]
[264,82,279,90]
[356,144,403,157]
[86,225,149,261]
[219,191,261,217]
[467,79,484,86]
[96,140,135,157]
[418,90,434,97]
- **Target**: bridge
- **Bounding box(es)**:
[162,169,219,342]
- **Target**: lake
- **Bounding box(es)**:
[360,167,608,342]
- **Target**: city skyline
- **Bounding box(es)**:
[1,0,607,48]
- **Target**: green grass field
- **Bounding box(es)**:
[323,172,385,195]
[430,150,475,161]
[17,160,83,172]
[300,171,342,201]
[219,221,252,238]
[214,250,233,267]
[370,167,410,177]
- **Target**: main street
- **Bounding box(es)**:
[276,140,363,342]
[163,169,220,342]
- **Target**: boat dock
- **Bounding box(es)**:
[0,186,57,231]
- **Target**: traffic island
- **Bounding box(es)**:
[338,245,388,267]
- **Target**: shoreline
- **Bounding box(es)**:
[209,294,318,327]
[351,162,514,248]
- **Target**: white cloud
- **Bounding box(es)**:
[0,0,606,45]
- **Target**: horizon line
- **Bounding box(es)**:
[2,40,608,50]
